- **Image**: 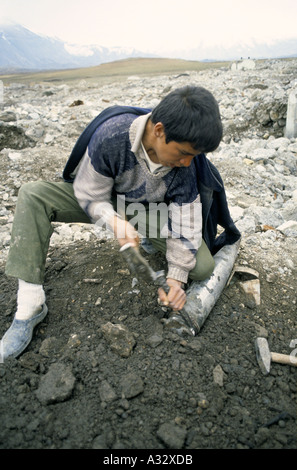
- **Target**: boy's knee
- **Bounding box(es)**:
[199,257,215,280]
[18,181,46,201]
[190,255,215,282]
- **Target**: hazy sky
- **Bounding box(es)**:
[1,0,297,54]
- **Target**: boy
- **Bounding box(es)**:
[1,85,239,361]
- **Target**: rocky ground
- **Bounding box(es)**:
[0,58,296,451]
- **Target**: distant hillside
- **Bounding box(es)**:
[0,57,231,84]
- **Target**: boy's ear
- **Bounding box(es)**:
[154,122,165,137]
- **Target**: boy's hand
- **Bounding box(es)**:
[158,278,186,311]
[111,216,139,248]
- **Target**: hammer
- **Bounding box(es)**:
[119,243,198,336]
[255,337,297,375]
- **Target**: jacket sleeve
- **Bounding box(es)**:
[73,115,131,228]
[164,195,203,283]
[163,166,203,283]
[73,150,117,229]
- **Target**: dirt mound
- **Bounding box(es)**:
[0,237,296,450]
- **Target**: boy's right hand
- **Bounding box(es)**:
[111,216,139,248]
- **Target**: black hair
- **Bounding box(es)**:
[151,85,223,153]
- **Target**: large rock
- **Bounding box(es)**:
[156,421,187,449]
[101,322,136,357]
[231,59,256,71]
[285,88,297,138]
[35,363,76,405]
[120,372,144,399]
[0,123,36,151]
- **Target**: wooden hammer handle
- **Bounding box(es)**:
[271,352,297,366]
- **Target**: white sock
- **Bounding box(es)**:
[15,279,46,320]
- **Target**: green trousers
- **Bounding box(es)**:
[5,181,215,285]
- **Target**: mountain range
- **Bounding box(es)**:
[169,37,297,63]
[1,23,297,73]
[0,23,153,73]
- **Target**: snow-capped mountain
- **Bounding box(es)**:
[0,23,151,72]
[1,23,297,73]
[168,37,297,62]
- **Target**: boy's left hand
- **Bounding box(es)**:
[158,278,186,311]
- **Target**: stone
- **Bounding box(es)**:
[18,352,40,372]
[285,88,297,138]
[250,148,276,161]
[98,380,117,403]
[101,322,136,357]
[0,111,17,122]
[239,279,261,308]
[120,372,144,399]
[0,123,35,151]
[66,334,81,349]
[231,59,256,71]
[156,421,187,449]
[92,428,115,449]
[277,220,297,237]
[213,364,225,386]
[44,134,55,144]
[8,152,22,161]
[69,100,84,107]
[146,333,163,348]
[35,363,76,405]
[39,337,62,357]
[281,200,297,221]
[244,206,284,228]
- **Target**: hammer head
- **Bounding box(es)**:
[255,337,271,375]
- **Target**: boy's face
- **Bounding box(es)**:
[153,123,199,168]
[155,139,198,168]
